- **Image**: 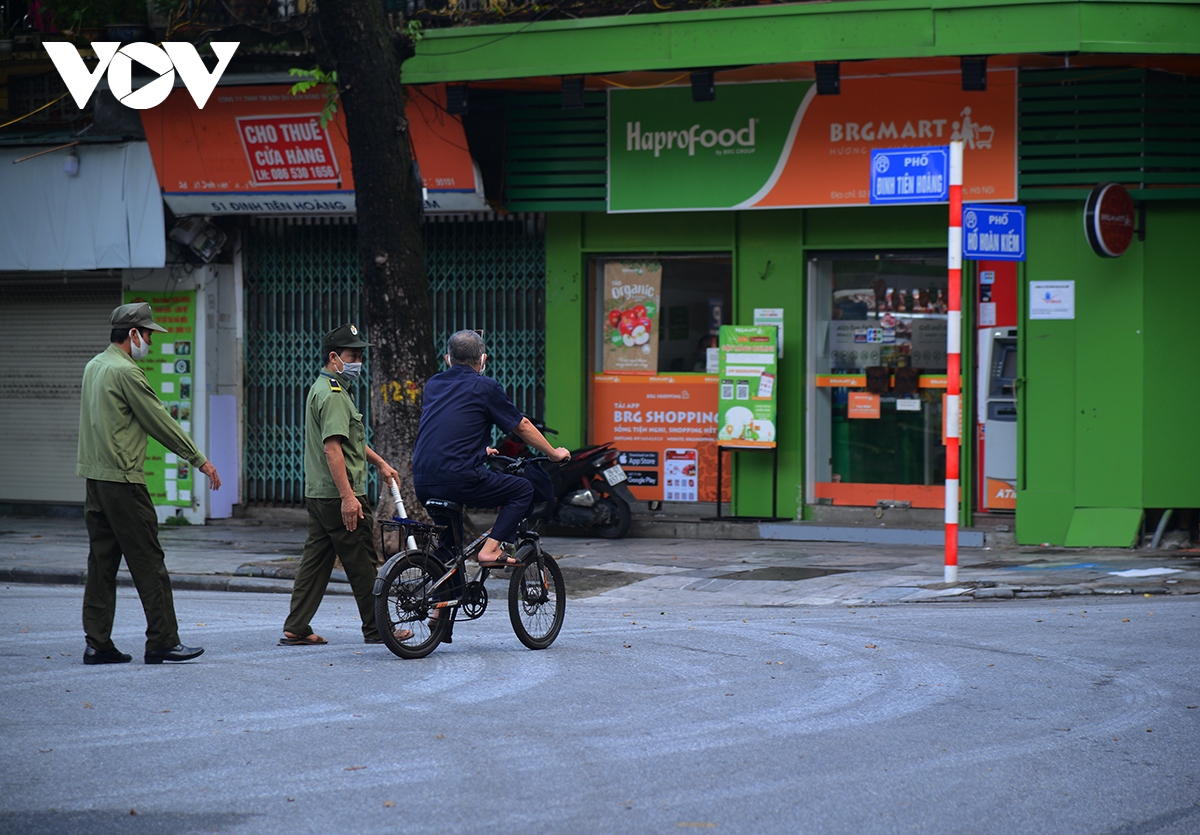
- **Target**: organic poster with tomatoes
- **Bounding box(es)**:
[602,260,661,374]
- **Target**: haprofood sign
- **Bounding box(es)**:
[607,72,1017,212]
[609,82,810,212]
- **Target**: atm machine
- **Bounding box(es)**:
[977,328,1017,510]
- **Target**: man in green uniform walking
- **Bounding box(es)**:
[77,302,221,665]
[279,324,406,646]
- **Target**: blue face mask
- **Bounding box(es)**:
[332,353,362,381]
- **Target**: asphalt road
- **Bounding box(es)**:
[1,584,1197,835]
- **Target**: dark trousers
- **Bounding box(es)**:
[283,497,380,641]
[416,470,534,545]
[82,479,180,653]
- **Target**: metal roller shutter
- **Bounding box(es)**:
[0,279,121,505]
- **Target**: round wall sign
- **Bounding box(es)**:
[1084,182,1136,258]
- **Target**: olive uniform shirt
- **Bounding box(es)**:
[76,344,206,483]
[303,370,367,499]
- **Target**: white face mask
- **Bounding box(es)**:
[130,329,150,360]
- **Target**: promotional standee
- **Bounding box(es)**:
[717,325,778,447]
[123,291,198,508]
[714,324,781,518]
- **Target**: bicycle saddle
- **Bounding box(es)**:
[423,498,463,515]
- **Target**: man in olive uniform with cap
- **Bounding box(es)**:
[77,302,222,665]
[279,323,405,646]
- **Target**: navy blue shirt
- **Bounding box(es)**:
[412,364,524,485]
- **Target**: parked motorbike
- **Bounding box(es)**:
[494,420,636,539]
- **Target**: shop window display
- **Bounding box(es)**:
[592,256,732,375]
[590,256,733,505]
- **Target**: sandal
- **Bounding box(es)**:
[364,628,413,644]
[278,632,327,646]
[477,553,521,568]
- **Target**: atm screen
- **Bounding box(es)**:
[1001,348,1018,381]
[990,339,1018,398]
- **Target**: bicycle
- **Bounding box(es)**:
[372,456,566,659]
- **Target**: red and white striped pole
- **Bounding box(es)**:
[945,140,964,583]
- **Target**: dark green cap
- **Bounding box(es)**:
[322,323,371,354]
[110,302,167,333]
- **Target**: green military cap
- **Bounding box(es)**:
[321,323,372,354]
[110,302,167,332]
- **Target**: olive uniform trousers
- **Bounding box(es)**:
[83,479,181,653]
[283,496,380,641]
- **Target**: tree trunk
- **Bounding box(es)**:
[315,0,435,533]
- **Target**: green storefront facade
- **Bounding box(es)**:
[406,1,1200,546]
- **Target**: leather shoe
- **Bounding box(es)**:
[144,644,204,664]
[83,646,132,665]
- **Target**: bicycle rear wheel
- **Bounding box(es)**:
[508,547,565,650]
[375,552,447,659]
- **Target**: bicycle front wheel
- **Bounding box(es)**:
[375,552,447,659]
[508,548,565,650]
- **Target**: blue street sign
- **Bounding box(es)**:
[869,146,949,205]
[963,204,1026,261]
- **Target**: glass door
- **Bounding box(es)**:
[807,251,949,508]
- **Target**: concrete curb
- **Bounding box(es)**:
[3,567,1195,604]
[899,581,1195,603]
[629,517,991,546]
[762,522,986,548]
[0,567,352,595]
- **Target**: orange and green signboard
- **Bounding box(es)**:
[591,374,727,503]
[608,72,1016,211]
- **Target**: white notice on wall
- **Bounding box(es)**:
[753,308,784,358]
[979,302,997,327]
[1030,281,1075,320]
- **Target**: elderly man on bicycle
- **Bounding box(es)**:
[411,330,570,567]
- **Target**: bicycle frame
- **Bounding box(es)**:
[378,517,550,624]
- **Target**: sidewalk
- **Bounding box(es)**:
[1,516,1198,607]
